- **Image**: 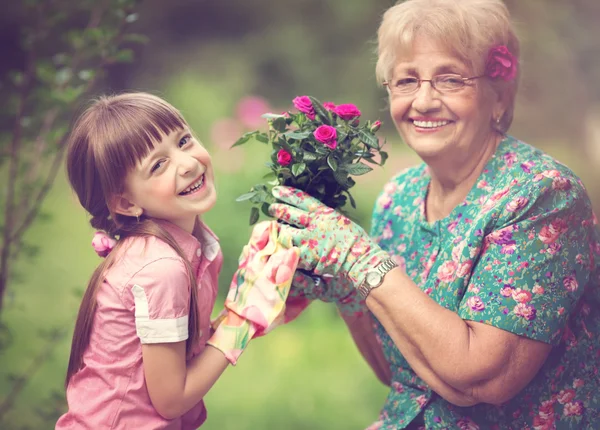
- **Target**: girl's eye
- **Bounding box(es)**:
[151,160,164,173]
[179,134,192,147]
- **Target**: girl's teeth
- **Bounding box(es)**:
[181,176,204,195]
[413,120,449,128]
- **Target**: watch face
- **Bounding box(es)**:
[366,271,382,286]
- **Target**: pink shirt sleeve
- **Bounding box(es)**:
[126,257,191,344]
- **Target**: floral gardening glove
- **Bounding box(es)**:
[269,185,390,288]
[208,221,299,365]
[291,271,367,317]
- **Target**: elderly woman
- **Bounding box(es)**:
[270,0,600,428]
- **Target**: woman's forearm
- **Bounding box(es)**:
[365,268,519,405]
[341,312,392,386]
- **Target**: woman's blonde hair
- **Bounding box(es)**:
[376,0,520,132]
[65,93,201,387]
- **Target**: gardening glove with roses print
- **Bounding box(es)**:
[269,186,390,290]
[208,221,299,365]
[290,271,368,317]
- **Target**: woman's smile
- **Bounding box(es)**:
[410,117,453,133]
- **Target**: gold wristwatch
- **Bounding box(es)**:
[357,258,398,299]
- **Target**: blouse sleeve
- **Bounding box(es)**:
[128,257,191,344]
[458,174,596,345]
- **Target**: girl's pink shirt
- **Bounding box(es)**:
[56,219,223,430]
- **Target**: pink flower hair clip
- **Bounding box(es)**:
[92,231,117,258]
[485,45,518,82]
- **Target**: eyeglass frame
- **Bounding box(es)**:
[383,74,485,95]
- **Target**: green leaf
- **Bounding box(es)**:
[379,151,389,166]
[255,133,269,143]
[231,131,257,148]
[271,117,288,132]
[302,152,318,162]
[358,129,379,149]
[236,191,257,202]
[262,113,286,119]
[114,48,134,63]
[283,131,311,140]
[261,202,272,217]
[308,96,331,125]
[262,171,277,180]
[291,162,306,177]
[123,33,149,44]
[346,163,373,176]
[327,155,338,171]
[333,170,349,186]
[249,207,260,225]
[347,191,357,209]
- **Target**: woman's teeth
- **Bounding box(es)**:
[413,120,449,128]
[180,176,204,195]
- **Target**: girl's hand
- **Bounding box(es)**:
[268,186,389,287]
[207,221,299,364]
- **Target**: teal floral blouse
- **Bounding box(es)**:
[367,136,600,429]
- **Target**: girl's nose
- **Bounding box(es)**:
[176,153,199,176]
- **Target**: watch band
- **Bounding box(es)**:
[357,258,398,299]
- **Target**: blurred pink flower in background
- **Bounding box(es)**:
[236,95,272,129]
[211,118,243,150]
[210,118,245,172]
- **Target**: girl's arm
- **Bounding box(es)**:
[141,342,228,419]
[341,312,391,386]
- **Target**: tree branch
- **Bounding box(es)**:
[0,4,43,313]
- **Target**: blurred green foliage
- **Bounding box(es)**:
[1,0,600,429]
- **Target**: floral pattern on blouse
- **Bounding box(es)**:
[367,136,600,429]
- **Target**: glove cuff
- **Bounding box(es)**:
[207,311,256,365]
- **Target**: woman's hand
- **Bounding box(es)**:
[291,271,367,317]
[269,186,389,287]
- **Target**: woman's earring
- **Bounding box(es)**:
[136,211,142,223]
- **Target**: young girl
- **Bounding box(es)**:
[56,92,298,429]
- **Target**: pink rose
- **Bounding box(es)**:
[514,303,537,320]
[333,103,361,120]
[292,95,315,120]
[532,284,545,294]
[370,120,382,132]
[456,261,473,278]
[563,401,584,417]
[277,149,292,166]
[437,260,457,283]
[466,296,485,312]
[538,219,568,244]
[500,286,514,297]
[456,417,480,430]
[313,125,337,149]
[557,389,576,405]
[512,288,532,303]
[92,231,116,257]
[485,45,518,82]
[552,177,572,191]
[563,276,579,292]
[506,196,529,212]
[322,102,336,111]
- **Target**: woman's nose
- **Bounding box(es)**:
[412,82,442,113]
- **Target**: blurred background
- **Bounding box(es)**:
[1,0,600,428]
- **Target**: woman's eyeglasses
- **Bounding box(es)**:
[383,74,484,95]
